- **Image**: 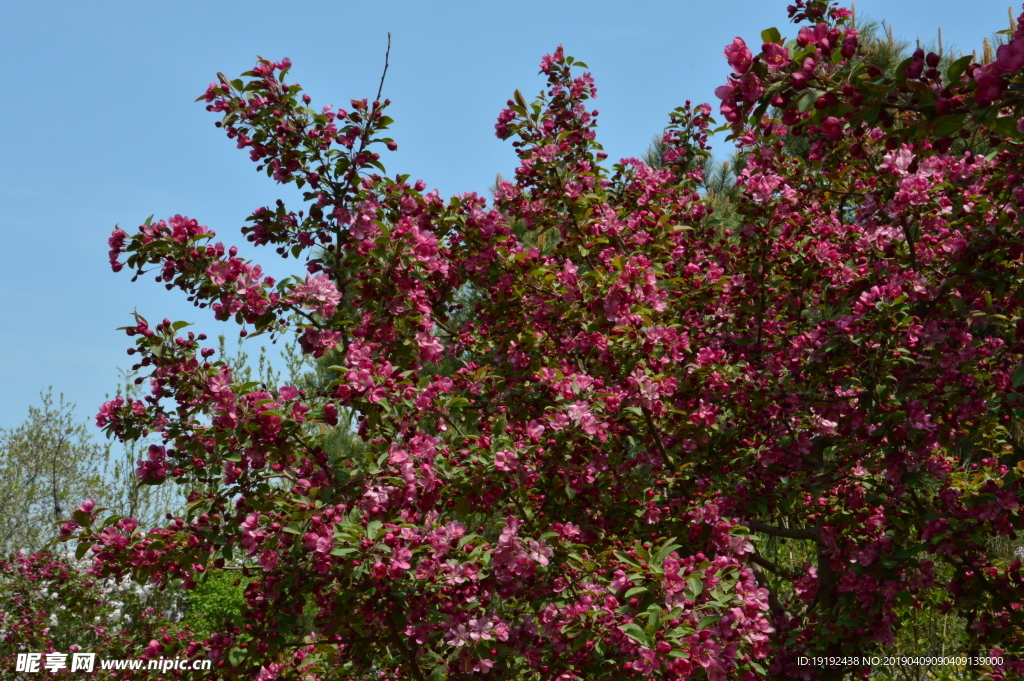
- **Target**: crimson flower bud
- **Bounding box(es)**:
[904,60,924,80]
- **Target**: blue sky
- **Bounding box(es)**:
[0,0,1016,428]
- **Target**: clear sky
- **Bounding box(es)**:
[0,0,1016,428]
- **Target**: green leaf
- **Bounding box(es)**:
[492,416,507,435]
[653,538,681,566]
[1012,366,1024,388]
[101,515,124,529]
[893,57,914,85]
[614,551,640,568]
[986,113,1024,139]
[645,604,662,635]
[619,623,653,648]
[228,648,247,667]
[687,577,704,597]
[75,541,93,560]
[366,520,383,539]
[946,54,973,84]
[761,27,782,44]
[697,615,722,630]
[624,586,648,599]
[797,89,825,113]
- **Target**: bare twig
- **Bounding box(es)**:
[375,33,392,103]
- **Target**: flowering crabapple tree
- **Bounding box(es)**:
[67,1,1024,678]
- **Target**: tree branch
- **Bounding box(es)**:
[745,520,819,541]
[749,552,799,581]
[748,561,792,619]
[642,406,677,473]
[387,614,427,681]
[375,34,391,103]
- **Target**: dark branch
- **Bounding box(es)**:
[749,552,799,581]
[375,34,391,103]
[387,614,427,681]
[748,562,792,618]
[642,406,677,473]
[745,520,819,541]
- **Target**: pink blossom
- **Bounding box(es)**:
[415,330,444,362]
[739,72,763,102]
[392,547,413,570]
[495,449,519,472]
[289,274,341,318]
[630,648,658,676]
[762,42,791,70]
[724,37,753,74]
[974,63,1005,104]
[821,116,843,141]
[689,399,718,426]
[255,663,284,681]
[472,658,495,674]
[539,46,564,74]
[445,623,472,647]
[797,23,828,47]
[526,539,553,565]
[996,40,1024,74]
